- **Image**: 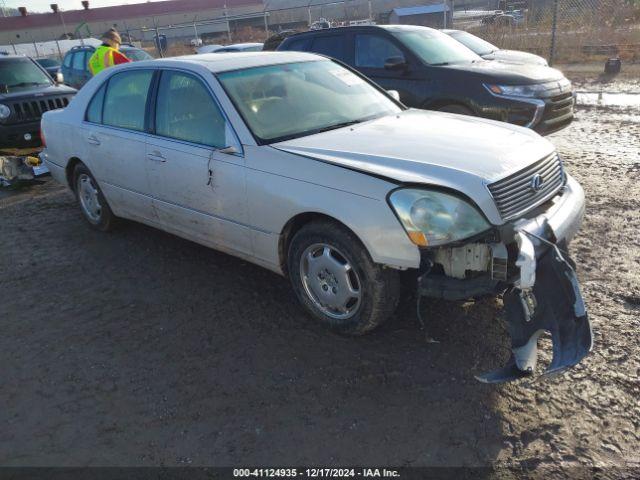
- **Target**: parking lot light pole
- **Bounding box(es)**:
[153,17,164,57]
[451,0,455,27]
[224,6,231,42]
[549,0,559,66]
[444,0,455,28]
[123,20,131,43]
[59,11,67,39]
[192,15,199,43]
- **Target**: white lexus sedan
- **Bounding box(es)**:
[41,52,591,381]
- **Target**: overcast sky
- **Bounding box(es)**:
[6,1,153,12]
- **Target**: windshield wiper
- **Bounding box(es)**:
[7,81,49,89]
[431,62,450,66]
[312,119,363,135]
[268,117,378,144]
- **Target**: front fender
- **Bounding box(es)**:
[244,146,421,272]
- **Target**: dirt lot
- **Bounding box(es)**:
[0,73,638,477]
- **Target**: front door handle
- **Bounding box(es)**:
[218,146,238,155]
[87,135,100,146]
[147,151,166,163]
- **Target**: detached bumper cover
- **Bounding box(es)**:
[476,241,593,383]
[418,175,591,382]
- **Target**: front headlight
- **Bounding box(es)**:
[484,83,548,98]
[0,104,10,120]
[389,189,491,247]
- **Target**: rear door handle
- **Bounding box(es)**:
[87,135,100,146]
[147,151,166,163]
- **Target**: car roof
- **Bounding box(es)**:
[67,45,94,52]
[132,51,323,73]
[285,25,382,38]
[283,24,439,40]
[222,42,263,48]
[66,44,141,53]
[0,54,30,60]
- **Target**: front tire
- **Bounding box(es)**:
[288,221,400,335]
[73,163,117,232]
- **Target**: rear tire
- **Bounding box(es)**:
[438,104,474,116]
[73,163,118,232]
[288,221,400,335]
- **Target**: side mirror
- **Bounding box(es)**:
[387,90,400,102]
[384,56,408,71]
[55,72,64,84]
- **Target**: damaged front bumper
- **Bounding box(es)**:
[418,176,593,382]
[0,155,49,186]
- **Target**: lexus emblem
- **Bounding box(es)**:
[530,174,544,192]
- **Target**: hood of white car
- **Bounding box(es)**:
[274,109,555,186]
[484,49,549,67]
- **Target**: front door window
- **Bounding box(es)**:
[355,34,404,69]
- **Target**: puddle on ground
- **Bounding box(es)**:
[576,92,640,108]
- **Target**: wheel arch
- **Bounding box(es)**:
[278,212,370,277]
[65,157,84,191]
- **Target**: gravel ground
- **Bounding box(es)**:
[0,75,638,477]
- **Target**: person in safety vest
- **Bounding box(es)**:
[88,29,131,76]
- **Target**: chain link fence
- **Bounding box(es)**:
[4,0,639,65]
[453,0,640,65]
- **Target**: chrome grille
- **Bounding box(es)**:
[8,95,72,123]
[488,153,565,221]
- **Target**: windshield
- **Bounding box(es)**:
[122,48,153,61]
[218,60,402,143]
[0,58,52,90]
[449,31,498,56]
[392,28,481,65]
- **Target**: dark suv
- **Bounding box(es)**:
[0,55,76,148]
[61,44,153,89]
[278,25,575,135]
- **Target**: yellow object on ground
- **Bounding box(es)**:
[25,156,41,167]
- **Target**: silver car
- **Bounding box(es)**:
[442,29,549,66]
[40,52,591,382]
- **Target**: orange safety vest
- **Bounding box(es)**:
[88,45,131,76]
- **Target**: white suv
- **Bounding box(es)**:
[40,52,592,382]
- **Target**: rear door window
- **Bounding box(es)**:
[284,38,310,52]
[72,51,87,71]
[310,35,346,62]
[86,83,107,123]
[355,34,404,68]
[102,70,154,131]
